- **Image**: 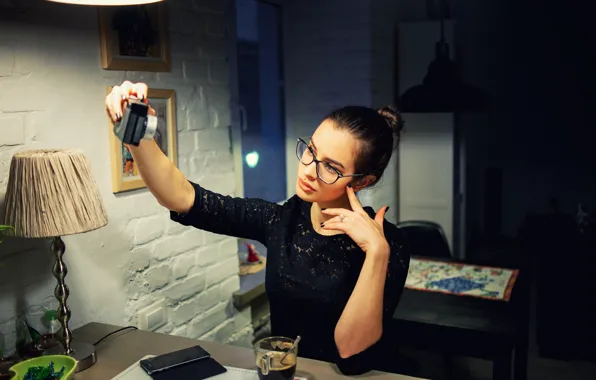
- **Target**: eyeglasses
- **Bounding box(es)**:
[295,138,365,185]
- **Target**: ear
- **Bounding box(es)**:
[350,175,376,192]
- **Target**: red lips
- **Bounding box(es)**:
[298,178,315,192]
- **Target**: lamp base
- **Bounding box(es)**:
[45,341,97,372]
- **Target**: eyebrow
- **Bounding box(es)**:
[310,138,345,169]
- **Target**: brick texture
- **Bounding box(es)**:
[282,0,398,218]
[0,0,249,345]
[282,0,374,199]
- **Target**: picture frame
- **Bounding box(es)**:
[107,88,178,193]
[98,3,170,72]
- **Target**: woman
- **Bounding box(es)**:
[122,145,135,176]
[105,81,411,375]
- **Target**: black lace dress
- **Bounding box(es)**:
[171,181,411,375]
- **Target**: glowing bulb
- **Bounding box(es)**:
[245,151,259,168]
[46,0,162,5]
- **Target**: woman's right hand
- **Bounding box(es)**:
[105,81,152,123]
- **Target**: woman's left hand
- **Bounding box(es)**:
[322,186,390,256]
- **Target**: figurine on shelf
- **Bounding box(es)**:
[239,243,266,276]
[245,243,262,264]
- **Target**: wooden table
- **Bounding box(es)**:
[74,323,426,380]
[391,259,530,380]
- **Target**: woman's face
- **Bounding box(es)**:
[296,119,361,204]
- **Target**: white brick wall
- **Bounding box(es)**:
[0,0,251,345]
[368,0,400,223]
[282,0,398,220]
[283,0,373,200]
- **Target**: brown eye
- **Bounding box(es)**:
[323,162,338,174]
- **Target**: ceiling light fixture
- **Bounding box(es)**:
[46,0,162,5]
[399,0,486,113]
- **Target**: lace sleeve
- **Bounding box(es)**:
[170,181,281,244]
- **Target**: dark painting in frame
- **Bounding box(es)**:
[98,3,170,72]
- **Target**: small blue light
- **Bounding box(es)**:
[245,151,259,168]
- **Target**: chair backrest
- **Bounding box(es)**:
[397,220,452,258]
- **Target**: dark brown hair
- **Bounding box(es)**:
[325,105,404,186]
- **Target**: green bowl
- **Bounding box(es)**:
[9,355,77,380]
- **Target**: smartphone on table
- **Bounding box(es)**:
[139,345,227,379]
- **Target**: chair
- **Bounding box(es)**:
[396,220,452,258]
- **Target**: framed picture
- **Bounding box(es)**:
[98,3,170,72]
[108,88,178,193]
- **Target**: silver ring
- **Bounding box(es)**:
[339,214,345,222]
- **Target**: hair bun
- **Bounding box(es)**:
[377,105,404,137]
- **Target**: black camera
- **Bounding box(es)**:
[113,98,158,146]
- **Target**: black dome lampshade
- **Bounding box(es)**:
[399,18,486,113]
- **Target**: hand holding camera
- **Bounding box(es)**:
[105,81,158,146]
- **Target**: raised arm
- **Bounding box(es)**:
[128,138,195,214]
[106,81,280,243]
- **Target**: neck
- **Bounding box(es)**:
[312,195,352,223]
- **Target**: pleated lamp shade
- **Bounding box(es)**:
[3,149,108,238]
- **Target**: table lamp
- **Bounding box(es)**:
[2,149,108,372]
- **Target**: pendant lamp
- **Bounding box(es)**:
[46,0,162,5]
[399,7,486,113]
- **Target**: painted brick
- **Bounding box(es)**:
[0,0,250,347]
[151,231,203,261]
[125,70,158,83]
[197,36,228,59]
[127,276,147,301]
[171,325,188,337]
[165,219,189,236]
[195,243,219,268]
[163,272,206,304]
[233,307,251,330]
[219,276,240,302]
[144,264,171,291]
[188,302,230,338]
[192,0,229,14]
[217,237,238,258]
[170,33,200,60]
[206,15,227,37]
[196,128,230,151]
[208,58,228,85]
[183,59,210,82]
[185,98,210,131]
[177,156,191,177]
[169,11,207,35]
[198,173,235,197]
[200,235,225,252]
[129,249,151,273]
[197,150,234,175]
[177,131,198,156]
[0,113,25,146]
[169,296,201,326]
[206,256,239,287]
[196,285,220,313]
[200,319,234,342]
[211,105,231,129]
[156,323,174,334]
[0,45,15,76]
[172,251,197,279]
[131,215,164,246]
[225,326,254,347]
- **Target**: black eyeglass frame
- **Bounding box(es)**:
[295,137,366,185]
